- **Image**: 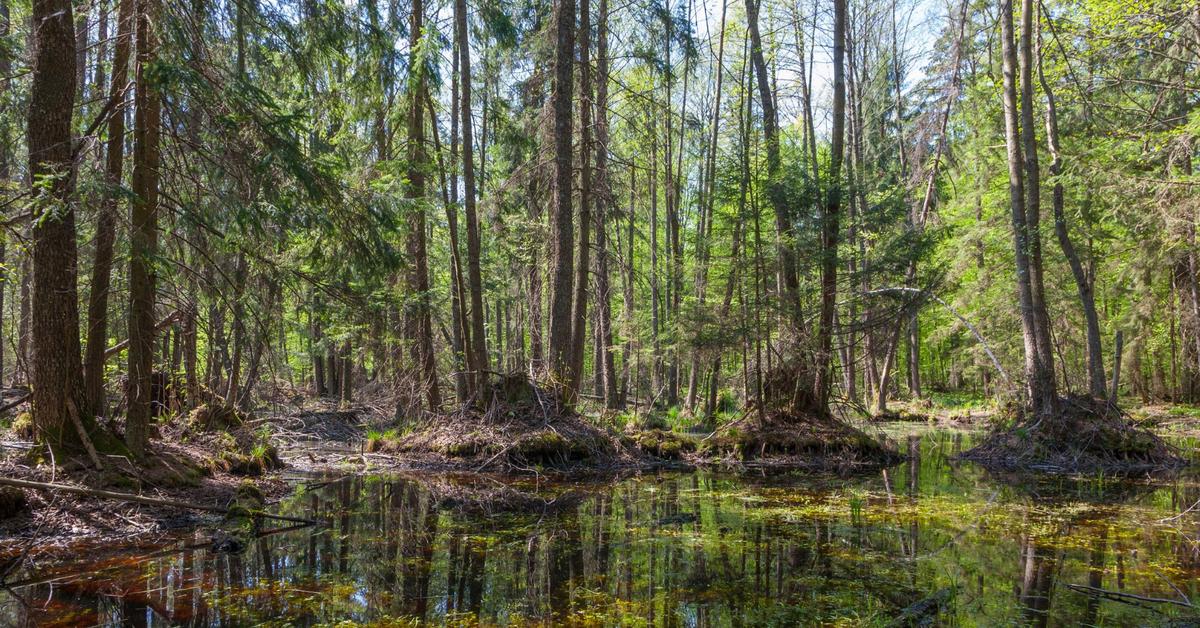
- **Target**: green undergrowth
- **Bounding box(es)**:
[208,426,283,476]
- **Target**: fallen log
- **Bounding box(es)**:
[0,391,31,415]
[0,477,314,525]
[888,587,953,627]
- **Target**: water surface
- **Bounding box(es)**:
[4,429,1200,626]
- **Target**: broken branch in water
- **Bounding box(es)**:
[1066,583,1193,609]
[0,477,315,526]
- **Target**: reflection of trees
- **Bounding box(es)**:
[1080,526,1107,627]
[1017,534,1061,627]
[16,466,1198,626]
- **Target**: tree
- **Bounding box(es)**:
[27,0,91,452]
[999,0,1057,416]
[547,0,576,394]
[407,0,441,411]
[127,0,163,457]
[84,0,134,417]
[455,0,489,401]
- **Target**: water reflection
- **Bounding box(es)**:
[3,429,1200,626]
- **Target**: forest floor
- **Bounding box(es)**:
[869,391,1000,428]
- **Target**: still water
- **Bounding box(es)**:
[4,429,1200,626]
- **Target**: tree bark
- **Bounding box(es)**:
[455,0,489,400]
[593,0,619,408]
[547,0,576,394]
[28,0,93,453]
[406,0,441,411]
[126,0,162,456]
[567,0,593,397]
[0,0,10,386]
[86,0,134,417]
[1037,19,1106,400]
[1018,0,1057,413]
[816,0,847,411]
[1001,0,1057,416]
[745,0,802,328]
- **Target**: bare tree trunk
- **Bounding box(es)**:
[1037,20,1105,400]
[1018,0,1057,413]
[456,0,488,399]
[650,119,661,397]
[182,302,198,409]
[340,340,352,404]
[620,166,636,406]
[568,0,594,397]
[84,0,133,419]
[593,0,618,408]
[1001,0,1052,415]
[225,254,247,404]
[815,0,847,412]
[127,0,162,456]
[406,0,441,411]
[0,0,10,386]
[747,0,826,416]
[29,0,94,453]
[547,0,577,394]
[430,68,471,404]
[686,0,728,413]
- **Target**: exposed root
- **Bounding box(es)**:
[187,403,249,433]
[378,373,628,473]
[705,408,901,471]
[961,395,1185,475]
[624,428,697,460]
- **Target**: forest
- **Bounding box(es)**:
[1,0,1199,624]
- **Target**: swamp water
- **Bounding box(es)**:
[4,428,1200,626]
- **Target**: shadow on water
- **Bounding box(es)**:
[4,428,1200,626]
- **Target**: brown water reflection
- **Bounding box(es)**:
[3,429,1200,626]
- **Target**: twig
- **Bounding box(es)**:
[1065,583,1193,608]
[66,398,104,471]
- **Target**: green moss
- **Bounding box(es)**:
[11,412,33,439]
[235,479,266,507]
[629,429,696,460]
[442,440,484,457]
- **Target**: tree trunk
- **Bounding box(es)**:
[1000,0,1056,416]
[455,0,489,399]
[1018,0,1057,413]
[687,0,728,414]
[225,254,248,404]
[84,0,133,419]
[815,0,847,412]
[0,0,10,386]
[1037,22,1106,400]
[182,303,198,409]
[547,0,576,393]
[28,0,94,453]
[340,340,352,404]
[406,0,441,411]
[593,0,618,409]
[126,0,162,457]
[745,0,801,327]
[567,0,593,397]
